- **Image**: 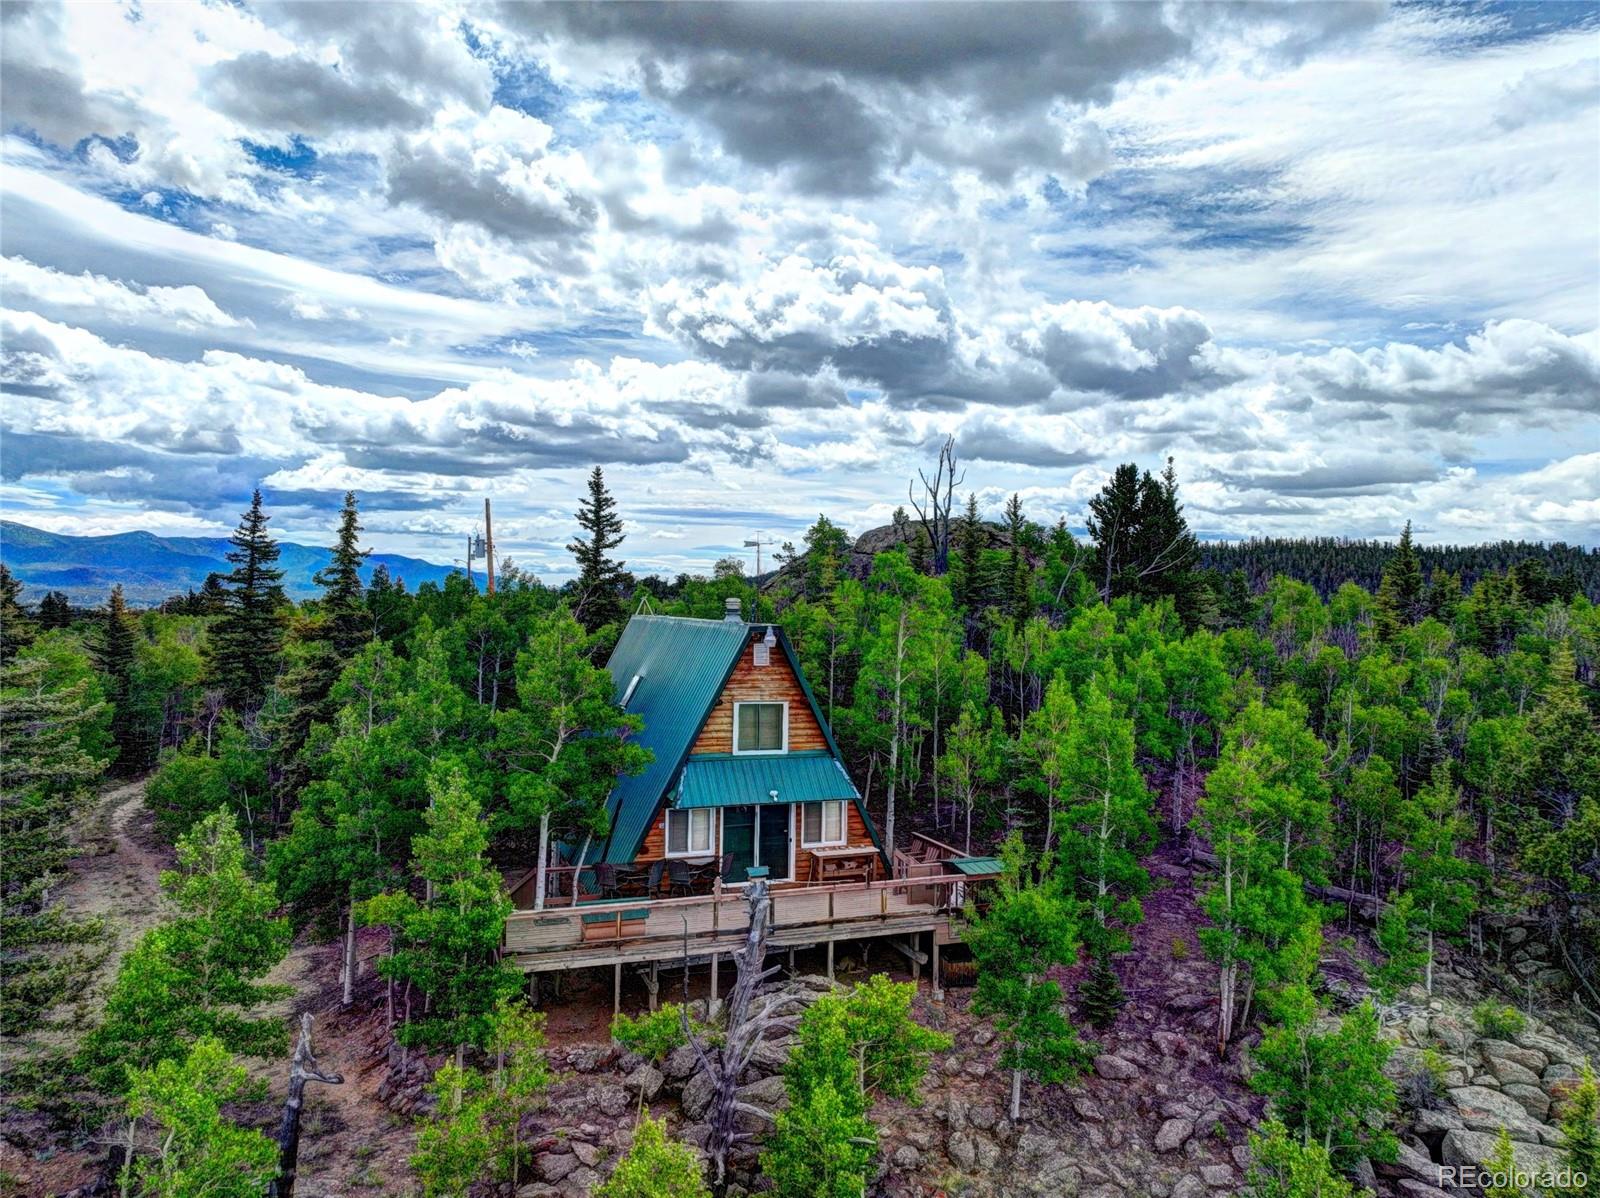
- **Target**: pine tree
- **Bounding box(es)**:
[37,590,72,630]
[597,1113,711,1198]
[95,584,140,772]
[0,564,35,665]
[208,490,286,711]
[1004,493,1033,630]
[1376,521,1424,638]
[951,492,988,611]
[0,656,109,1039]
[568,466,627,632]
[317,491,371,660]
[1077,948,1127,1030]
[1481,1127,1523,1198]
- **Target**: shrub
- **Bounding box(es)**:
[1473,1002,1526,1039]
[612,1003,698,1062]
[595,1112,709,1198]
[1400,1047,1449,1111]
[1170,937,1190,961]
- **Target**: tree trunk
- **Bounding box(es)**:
[535,811,551,911]
[268,1014,344,1198]
[342,903,357,1007]
[1010,1067,1022,1121]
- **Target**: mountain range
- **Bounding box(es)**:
[0,521,458,606]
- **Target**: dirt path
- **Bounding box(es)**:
[56,777,174,1004]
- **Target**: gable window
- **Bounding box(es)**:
[801,800,845,847]
[666,807,715,856]
[733,701,786,754]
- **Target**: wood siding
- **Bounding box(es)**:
[629,798,878,881]
[690,634,827,755]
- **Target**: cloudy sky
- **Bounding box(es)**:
[2,0,1597,577]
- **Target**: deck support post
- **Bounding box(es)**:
[787,947,795,975]
[646,962,659,1012]
[613,962,622,1016]
[710,953,719,1003]
[826,938,834,981]
[932,938,943,1002]
[527,973,540,1007]
[911,934,921,982]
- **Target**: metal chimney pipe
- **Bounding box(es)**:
[723,597,743,622]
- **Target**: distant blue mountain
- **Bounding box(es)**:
[0,521,458,606]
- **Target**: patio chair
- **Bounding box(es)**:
[592,863,620,899]
[645,858,667,898]
[719,851,736,883]
[667,858,694,897]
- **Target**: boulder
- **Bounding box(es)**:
[1429,1016,1474,1055]
[948,1131,977,1170]
[1072,1097,1105,1122]
[535,1152,577,1183]
[1013,1133,1080,1193]
[663,1044,700,1082]
[1396,1183,1451,1198]
[1479,1039,1547,1072]
[735,1073,789,1114]
[892,1144,921,1169]
[1171,1174,1208,1198]
[1447,1085,1547,1142]
[1502,1083,1551,1121]
[624,1063,664,1103]
[1441,1129,1565,1175]
[1485,1056,1542,1088]
[596,1086,630,1118]
[569,1142,601,1167]
[1094,1053,1140,1081]
[1155,1118,1194,1153]
[681,1070,715,1121]
[1377,1141,1439,1183]
[1200,1165,1235,1187]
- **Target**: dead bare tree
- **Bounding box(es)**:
[268,1013,345,1198]
[909,435,963,575]
[678,880,799,1192]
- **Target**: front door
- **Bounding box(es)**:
[720,805,791,882]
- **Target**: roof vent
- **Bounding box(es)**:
[723,597,743,622]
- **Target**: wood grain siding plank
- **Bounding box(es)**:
[691,635,827,755]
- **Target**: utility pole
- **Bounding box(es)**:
[484,497,496,595]
[743,534,770,578]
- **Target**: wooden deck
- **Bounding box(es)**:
[502,833,987,974]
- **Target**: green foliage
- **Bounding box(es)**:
[363,765,520,1055]
[1472,1002,1527,1040]
[411,1063,495,1198]
[95,584,141,772]
[1252,999,1398,1167]
[120,1037,277,1198]
[145,716,268,844]
[1243,1118,1369,1198]
[569,465,628,632]
[1561,1062,1600,1188]
[612,1003,699,1063]
[1371,891,1428,1001]
[595,1112,710,1198]
[965,836,1090,1114]
[206,489,286,711]
[0,563,35,665]
[1077,948,1127,1030]
[79,811,290,1097]
[789,974,951,1106]
[760,1076,876,1198]
[0,654,109,1040]
[1481,1126,1524,1198]
[1170,937,1190,960]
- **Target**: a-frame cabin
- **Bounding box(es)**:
[502,599,998,1000]
[595,598,885,887]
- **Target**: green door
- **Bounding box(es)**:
[719,805,791,882]
[722,806,755,881]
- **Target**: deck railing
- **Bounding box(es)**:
[502,871,978,958]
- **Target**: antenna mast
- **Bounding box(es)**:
[742,534,771,578]
[484,497,496,595]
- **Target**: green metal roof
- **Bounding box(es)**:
[597,616,750,864]
[675,752,860,810]
[948,856,1004,876]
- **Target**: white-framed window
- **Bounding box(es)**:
[801,800,846,847]
[733,701,787,754]
[666,807,715,856]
